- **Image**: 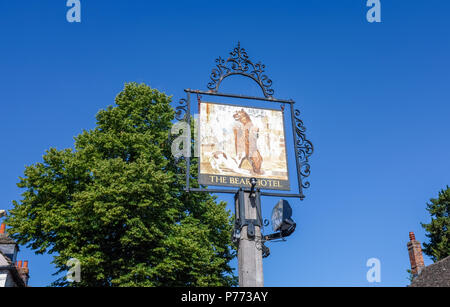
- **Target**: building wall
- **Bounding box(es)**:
[0,245,17,263]
[0,270,16,287]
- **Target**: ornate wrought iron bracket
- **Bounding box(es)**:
[175,98,188,121]
[293,109,314,192]
[207,42,275,98]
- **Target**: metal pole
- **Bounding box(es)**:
[185,92,191,192]
[184,88,294,104]
[236,190,264,287]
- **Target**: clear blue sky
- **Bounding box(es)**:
[0,1,449,287]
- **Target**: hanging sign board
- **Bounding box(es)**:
[198,101,290,190]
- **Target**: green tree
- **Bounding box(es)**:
[421,186,450,262]
[5,83,237,287]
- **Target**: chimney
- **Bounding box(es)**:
[407,232,425,276]
[19,261,30,286]
[0,223,5,234]
[15,260,30,286]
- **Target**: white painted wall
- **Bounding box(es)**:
[0,271,16,287]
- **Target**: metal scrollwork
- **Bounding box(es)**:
[294,109,314,189]
[207,42,275,98]
[175,98,188,121]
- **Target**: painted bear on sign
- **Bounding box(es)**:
[232,109,263,175]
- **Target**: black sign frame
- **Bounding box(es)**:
[175,43,313,200]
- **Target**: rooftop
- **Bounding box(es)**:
[0,233,16,245]
[410,255,450,287]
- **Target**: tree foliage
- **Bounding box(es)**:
[6,83,237,287]
[421,186,450,262]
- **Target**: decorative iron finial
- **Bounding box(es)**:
[207,43,275,98]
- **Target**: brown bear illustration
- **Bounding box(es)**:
[232,109,263,175]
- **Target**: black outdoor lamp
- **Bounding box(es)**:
[264,199,296,241]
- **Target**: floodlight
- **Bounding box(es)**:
[270,199,296,237]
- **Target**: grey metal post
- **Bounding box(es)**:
[236,190,264,287]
